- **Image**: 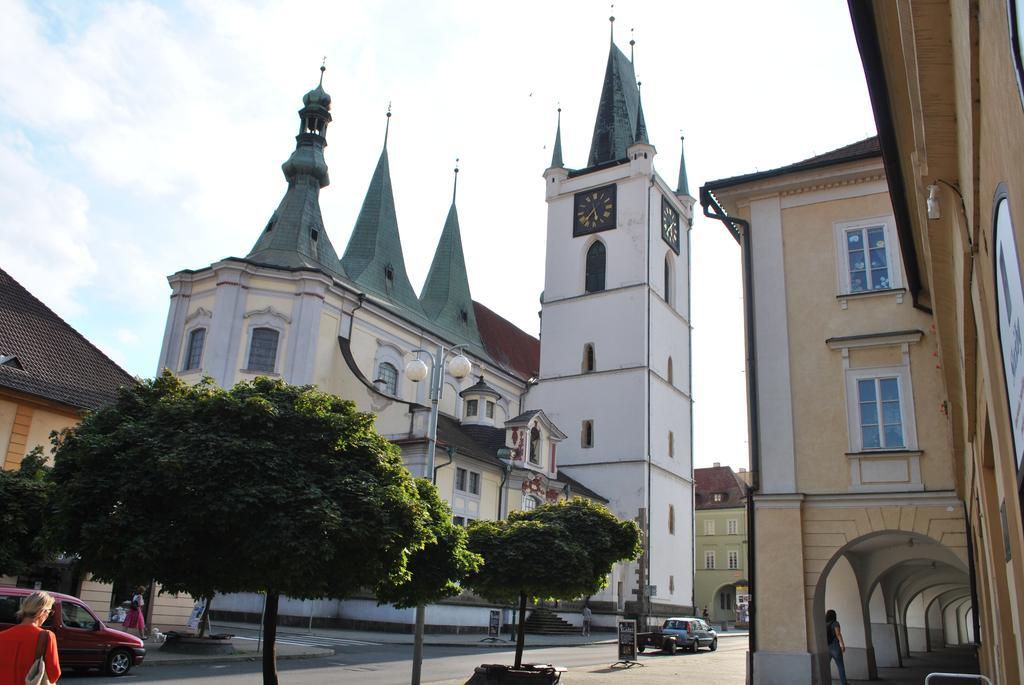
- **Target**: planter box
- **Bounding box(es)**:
[465,663,566,684]
[160,633,236,655]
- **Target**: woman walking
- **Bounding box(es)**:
[122,587,146,639]
[825,609,848,685]
[0,590,62,685]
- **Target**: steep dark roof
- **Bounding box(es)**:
[694,465,749,510]
[0,269,134,410]
[419,204,483,348]
[702,136,881,191]
[588,42,641,166]
[436,415,506,467]
[473,301,539,382]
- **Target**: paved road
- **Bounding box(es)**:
[60,635,748,684]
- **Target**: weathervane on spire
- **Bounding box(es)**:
[609,4,615,43]
[319,56,326,86]
[452,158,460,204]
[384,101,392,146]
[630,28,635,62]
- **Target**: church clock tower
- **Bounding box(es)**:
[526,31,695,620]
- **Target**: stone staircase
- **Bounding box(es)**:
[524,607,579,635]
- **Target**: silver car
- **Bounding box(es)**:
[660,617,718,652]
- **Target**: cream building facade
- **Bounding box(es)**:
[702,140,972,683]
[694,464,749,629]
[159,38,695,631]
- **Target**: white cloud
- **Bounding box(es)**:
[115,328,139,345]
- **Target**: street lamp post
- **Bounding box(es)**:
[405,343,471,685]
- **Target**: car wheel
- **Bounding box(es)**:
[637,644,645,653]
[106,649,133,676]
[664,640,676,655]
[689,641,698,653]
[710,638,718,652]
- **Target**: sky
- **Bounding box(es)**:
[0,0,877,471]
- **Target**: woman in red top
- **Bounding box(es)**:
[0,591,61,684]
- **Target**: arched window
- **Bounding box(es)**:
[529,427,541,465]
[668,431,675,458]
[664,254,673,305]
[522,495,540,511]
[582,343,596,373]
[581,420,594,448]
[585,241,606,293]
[247,328,280,372]
[668,504,675,535]
[376,362,398,395]
[183,328,206,371]
[667,356,674,385]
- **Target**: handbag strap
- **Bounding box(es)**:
[34,630,50,660]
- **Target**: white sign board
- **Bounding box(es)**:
[995,197,1024,472]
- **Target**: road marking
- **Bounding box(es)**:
[231,634,382,648]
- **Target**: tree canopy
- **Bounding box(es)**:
[48,372,447,685]
[0,448,53,577]
[465,497,642,666]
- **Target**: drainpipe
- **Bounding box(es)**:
[699,187,760,671]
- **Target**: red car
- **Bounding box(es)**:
[0,586,145,676]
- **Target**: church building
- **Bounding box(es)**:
[158,32,694,631]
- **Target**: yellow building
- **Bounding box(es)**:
[844,2,1024,682]
[702,138,973,683]
[0,268,193,630]
[694,464,750,629]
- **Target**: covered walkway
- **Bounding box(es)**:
[844,646,980,684]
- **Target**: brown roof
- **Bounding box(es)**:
[694,465,749,510]
[702,136,880,191]
[472,300,539,382]
[0,268,134,410]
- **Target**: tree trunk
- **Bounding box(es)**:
[197,595,213,638]
[262,591,279,685]
[514,591,527,668]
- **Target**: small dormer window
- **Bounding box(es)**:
[0,354,23,370]
[460,309,469,324]
[529,427,541,465]
[385,264,395,282]
[486,401,495,418]
[310,229,319,242]
[713,493,725,503]
[465,399,478,417]
[264,219,274,233]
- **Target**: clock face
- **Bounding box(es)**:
[662,197,680,254]
[573,184,617,236]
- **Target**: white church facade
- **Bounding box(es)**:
[158,38,694,631]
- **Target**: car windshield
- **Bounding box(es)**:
[664,620,689,630]
[60,601,97,630]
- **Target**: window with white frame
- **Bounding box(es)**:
[247,327,280,372]
[486,401,495,418]
[843,362,918,452]
[455,467,481,496]
[727,519,738,535]
[468,471,480,496]
[522,494,540,511]
[704,519,715,536]
[465,399,479,416]
[728,550,739,570]
[704,551,716,569]
[834,217,901,295]
[376,362,398,395]
[183,328,206,371]
[581,420,594,448]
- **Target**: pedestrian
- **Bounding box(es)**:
[581,604,592,637]
[825,609,848,685]
[0,590,62,685]
[122,586,147,639]
[702,605,709,623]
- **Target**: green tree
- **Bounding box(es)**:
[48,372,438,685]
[465,498,642,667]
[0,448,53,576]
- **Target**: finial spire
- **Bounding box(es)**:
[634,80,649,144]
[452,158,460,204]
[319,57,326,86]
[384,101,392,147]
[550,107,564,168]
[676,133,690,196]
[630,29,635,62]
[609,4,615,43]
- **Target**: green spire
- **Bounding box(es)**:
[419,172,482,347]
[550,108,564,168]
[247,68,343,277]
[634,83,649,144]
[340,111,425,314]
[587,42,640,167]
[677,135,690,196]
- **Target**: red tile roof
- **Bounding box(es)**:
[0,268,134,410]
[694,465,750,510]
[472,301,539,382]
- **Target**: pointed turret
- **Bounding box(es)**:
[247,66,343,276]
[587,41,640,167]
[634,84,649,144]
[419,164,483,347]
[340,109,425,314]
[550,108,564,168]
[676,135,690,196]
